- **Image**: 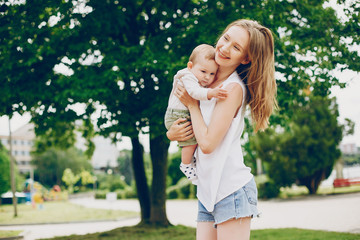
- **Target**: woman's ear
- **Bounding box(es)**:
[241,56,250,65]
[187,61,193,69]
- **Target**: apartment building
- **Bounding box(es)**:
[1,122,120,174]
[0,123,35,174]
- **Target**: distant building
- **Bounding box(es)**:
[0,123,35,174]
[0,123,120,174]
[340,143,358,155]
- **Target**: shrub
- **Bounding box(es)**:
[167,177,196,199]
[258,180,280,199]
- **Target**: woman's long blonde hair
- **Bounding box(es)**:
[221,19,277,132]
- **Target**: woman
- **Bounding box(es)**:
[166,19,277,240]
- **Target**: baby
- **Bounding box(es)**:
[164,44,227,180]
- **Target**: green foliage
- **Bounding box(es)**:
[32,147,92,187]
[258,180,280,199]
[95,173,137,199]
[0,149,10,195]
[96,173,128,191]
[166,177,196,199]
[252,96,343,194]
[79,170,94,186]
[167,151,184,186]
[33,122,77,154]
[342,154,360,166]
[117,150,133,185]
[62,168,80,194]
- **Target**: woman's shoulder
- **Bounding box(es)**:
[223,71,246,101]
[224,71,245,88]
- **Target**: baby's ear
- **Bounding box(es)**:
[187,61,193,69]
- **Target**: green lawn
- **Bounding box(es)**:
[38,225,360,240]
[0,201,138,225]
[0,230,22,238]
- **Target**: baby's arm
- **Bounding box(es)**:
[182,75,209,101]
[207,85,228,100]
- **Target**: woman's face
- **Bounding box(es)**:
[215,26,250,69]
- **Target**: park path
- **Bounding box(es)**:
[0,192,359,240]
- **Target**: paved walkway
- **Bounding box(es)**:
[1,192,359,240]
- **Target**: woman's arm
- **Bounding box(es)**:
[166,118,194,141]
[176,83,243,154]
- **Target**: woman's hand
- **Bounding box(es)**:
[175,82,198,108]
[166,118,194,141]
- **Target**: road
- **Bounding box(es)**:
[0,192,359,240]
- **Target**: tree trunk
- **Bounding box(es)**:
[131,136,151,224]
[301,168,328,194]
[149,133,170,226]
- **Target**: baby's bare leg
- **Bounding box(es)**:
[181,144,197,164]
[180,144,198,180]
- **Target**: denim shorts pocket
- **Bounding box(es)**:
[242,180,258,205]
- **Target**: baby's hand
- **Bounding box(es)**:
[207,85,228,100]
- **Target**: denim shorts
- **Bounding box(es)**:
[197,178,259,227]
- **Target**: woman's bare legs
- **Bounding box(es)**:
[197,217,251,240]
[217,217,251,240]
[197,222,217,240]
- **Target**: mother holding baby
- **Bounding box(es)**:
[166,19,277,240]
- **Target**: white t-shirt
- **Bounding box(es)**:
[194,71,253,212]
[167,68,209,110]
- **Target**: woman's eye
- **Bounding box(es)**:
[223,36,229,41]
[234,46,240,51]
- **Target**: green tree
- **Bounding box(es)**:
[0,148,10,195]
[252,96,343,194]
[1,0,359,226]
[32,147,92,187]
[62,168,80,194]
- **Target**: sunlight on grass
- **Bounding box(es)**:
[41,226,360,240]
[0,201,138,225]
[0,230,22,238]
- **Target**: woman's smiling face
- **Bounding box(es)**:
[215,26,250,69]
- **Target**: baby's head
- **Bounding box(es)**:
[187,44,218,87]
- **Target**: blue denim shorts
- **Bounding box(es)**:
[197,178,259,227]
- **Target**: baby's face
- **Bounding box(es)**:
[190,58,218,87]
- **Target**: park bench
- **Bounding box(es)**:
[333,178,360,187]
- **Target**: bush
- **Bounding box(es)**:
[109,179,127,192]
[116,186,137,199]
[94,190,107,199]
[167,178,196,199]
[167,152,184,186]
[95,185,137,200]
[258,180,280,199]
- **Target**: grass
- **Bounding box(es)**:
[254,174,360,199]
[0,201,138,225]
[38,225,360,240]
[0,230,22,238]
[279,185,360,199]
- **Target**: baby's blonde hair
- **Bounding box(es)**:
[221,19,278,132]
[189,44,216,64]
